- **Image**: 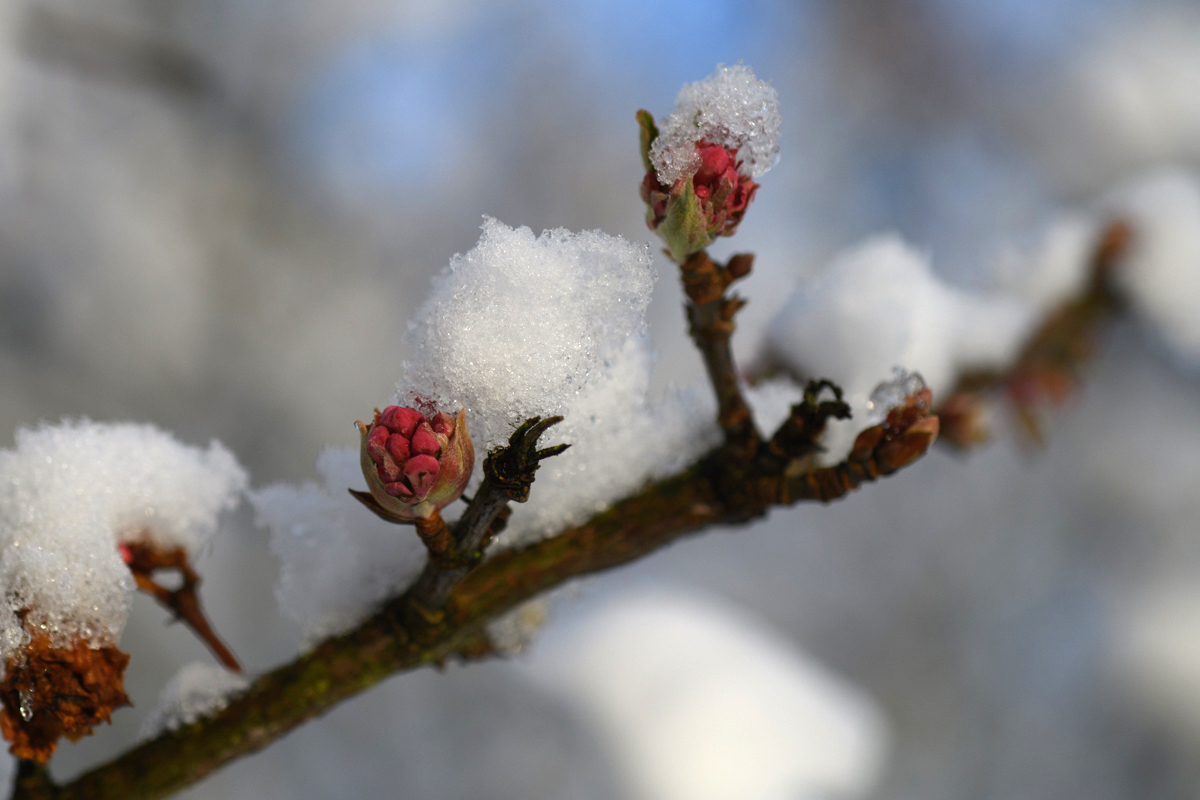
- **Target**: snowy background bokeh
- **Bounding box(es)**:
[1,0,1200,798]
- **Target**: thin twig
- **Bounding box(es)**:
[680,251,759,453]
[938,219,1132,446]
[121,542,241,673]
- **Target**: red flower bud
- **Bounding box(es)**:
[356,406,475,521]
[641,140,760,262]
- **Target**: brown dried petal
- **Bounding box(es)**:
[0,636,130,762]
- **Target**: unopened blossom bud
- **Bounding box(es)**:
[356,406,474,521]
[640,139,760,262]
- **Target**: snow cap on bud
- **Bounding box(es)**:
[357,406,474,520]
[638,63,777,261]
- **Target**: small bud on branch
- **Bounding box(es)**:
[354,406,474,522]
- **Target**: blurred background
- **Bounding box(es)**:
[2,0,1200,797]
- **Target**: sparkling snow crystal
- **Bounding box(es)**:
[253,447,429,641]
[1105,168,1200,362]
[650,63,781,185]
[765,235,1032,458]
[139,662,248,737]
[865,369,928,426]
[0,420,246,661]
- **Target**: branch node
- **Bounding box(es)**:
[484,416,567,503]
[759,378,852,473]
[681,250,760,452]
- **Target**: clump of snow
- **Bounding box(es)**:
[252,447,429,642]
[402,218,656,450]
[139,662,248,738]
[764,235,1033,459]
[650,63,781,185]
[398,217,718,546]
[865,369,927,426]
[991,214,1099,317]
[522,590,889,800]
[0,420,246,661]
[1104,168,1200,362]
[1110,582,1200,744]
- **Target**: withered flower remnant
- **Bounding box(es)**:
[0,634,130,762]
[356,406,474,521]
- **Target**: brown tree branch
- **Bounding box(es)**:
[121,542,241,674]
[938,219,1132,446]
[8,239,944,800]
[29,394,937,800]
[680,251,758,452]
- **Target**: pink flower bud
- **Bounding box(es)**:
[356,406,475,521]
[641,140,760,261]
